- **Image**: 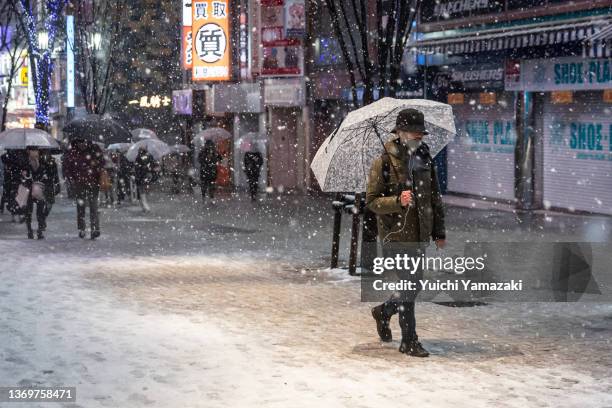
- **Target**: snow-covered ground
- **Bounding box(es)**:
[1,191,611,407]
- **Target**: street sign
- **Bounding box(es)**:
[191,0,231,81]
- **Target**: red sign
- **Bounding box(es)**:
[182,27,193,69]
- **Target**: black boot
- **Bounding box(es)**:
[399,339,429,357]
[371,305,392,342]
[37,230,45,240]
[78,230,86,239]
[91,230,100,240]
[27,230,34,239]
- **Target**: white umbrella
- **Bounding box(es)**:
[193,127,232,147]
[310,97,456,192]
[107,142,131,152]
[131,128,158,140]
[170,144,190,153]
[0,128,60,150]
[126,139,171,162]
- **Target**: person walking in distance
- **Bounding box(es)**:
[39,150,60,218]
[366,109,446,358]
[243,145,263,202]
[134,147,157,212]
[198,140,220,204]
[62,138,103,239]
[116,152,132,205]
[21,148,52,239]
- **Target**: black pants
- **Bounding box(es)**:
[378,243,425,342]
[75,186,99,232]
[382,301,416,341]
[201,180,216,199]
[43,201,53,217]
[171,173,181,194]
[117,175,130,202]
[25,197,47,233]
[0,183,10,212]
[246,174,259,200]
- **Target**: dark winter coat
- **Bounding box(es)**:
[1,151,26,189]
[198,152,220,182]
[21,157,58,203]
[117,154,132,179]
[62,143,104,189]
[366,138,445,243]
[134,152,156,187]
[41,156,60,203]
[243,152,263,180]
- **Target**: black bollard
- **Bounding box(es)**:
[330,194,343,269]
[348,192,361,275]
[360,205,378,274]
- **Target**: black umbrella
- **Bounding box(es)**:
[63,114,132,146]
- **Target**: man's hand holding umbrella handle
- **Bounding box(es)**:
[435,239,446,250]
[400,190,412,207]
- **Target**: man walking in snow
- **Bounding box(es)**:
[366,108,446,357]
[62,138,104,239]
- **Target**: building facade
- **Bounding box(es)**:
[414,0,612,214]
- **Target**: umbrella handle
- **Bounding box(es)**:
[371,122,401,184]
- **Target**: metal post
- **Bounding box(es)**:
[360,206,377,274]
[348,192,361,275]
[515,91,536,210]
[330,194,342,269]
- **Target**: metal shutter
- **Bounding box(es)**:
[542,92,612,215]
[447,93,516,201]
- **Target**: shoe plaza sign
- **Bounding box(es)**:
[505,56,612,91]
[191,0,231,81]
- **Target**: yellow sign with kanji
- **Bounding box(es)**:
[128,95,171,108]
[19,67,28,86]
[191,0,231,81]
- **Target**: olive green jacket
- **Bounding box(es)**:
[366,139,445,243]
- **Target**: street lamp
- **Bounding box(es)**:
[37,30,49,51]
[89,32,102,50]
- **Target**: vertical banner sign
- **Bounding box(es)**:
[182,0,193,69]
[260,0,304,77]
[182,27,193,69]
[239,9,249,79]
[66,15,75,107]
[192,0,231,81]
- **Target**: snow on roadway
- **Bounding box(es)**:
[1,195,611,407]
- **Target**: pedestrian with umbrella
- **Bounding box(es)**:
[20,147,58,239]
[311,98,455,358]
[0,128,60,222]
[62,138,104,239]
[133,147,156,212]
[367,108,446,358]
[39,150,61,217]
[116,151,132,205]
[126,139,168,212]
[242,142,263,202]
[107,143,132,204]
[198,140,221,204]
